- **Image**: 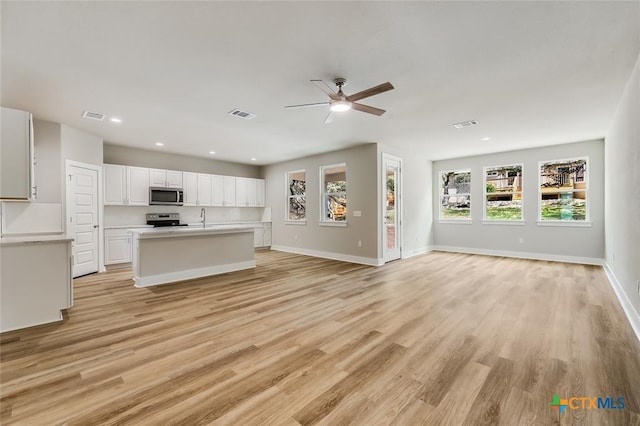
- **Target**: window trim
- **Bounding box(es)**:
[439,168,472,221]
[285,169,306,223]
[537,156,589,224]
[483,163,524,222]
[319,162,347,224]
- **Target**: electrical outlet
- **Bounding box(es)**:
[519,237,524,244]
[294,235,298,241]
[358,240,362,247]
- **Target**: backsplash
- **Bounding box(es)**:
[104,205,265,226]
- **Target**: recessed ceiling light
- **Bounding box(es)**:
[110,117,122,123]
[155,142,164,146]
[209,151,216,155]
[481,137,491,141]
[251,158,257,161]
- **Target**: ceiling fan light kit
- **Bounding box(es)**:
[285,78,394,122]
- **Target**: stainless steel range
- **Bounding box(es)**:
[146,213,188,227]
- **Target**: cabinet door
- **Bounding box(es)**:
[223,176,236,206]
[1,107,33,200]
[166,170,183,188]
[263,226,272,247]
[197,174,212,206]
[105,236,132,264]
[246,178,257,207]
[183,172,198,206]
[235,177,247,207]
[149,169,167,187]
[256,179,265,207]
[127,166,149,206]
[254,226,264,248]
[103,164,126,205]
[211,175,224,206]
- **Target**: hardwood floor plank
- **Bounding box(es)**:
[0,250,638,425]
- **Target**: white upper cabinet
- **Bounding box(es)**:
[149,168,183,188]
[211,175,224,206]
[103,164,126,205]
[183,172,198,206]
[236,177,263,207]
[197,174,212,206]
[104,164,149,205]
[127,166,149,205]
[1,107,35,201]
[256,179,265,207]
[223,176,236,207]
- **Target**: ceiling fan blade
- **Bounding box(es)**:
[347,82,394,102]
[324,111,334,124]
[311,80,340,100]
[284,101,330,109]
[351,102,386,116]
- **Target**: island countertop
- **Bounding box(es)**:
[128,224,255,239]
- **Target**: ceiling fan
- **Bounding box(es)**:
[285,78,394,123]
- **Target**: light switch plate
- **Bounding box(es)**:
[353,211,362,217]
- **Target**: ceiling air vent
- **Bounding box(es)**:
[452,120,478,129]
[82,111,106,121]
[229,108,256,120]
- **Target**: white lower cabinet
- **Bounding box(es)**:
[254,222,271,248]
[104,229,133,265]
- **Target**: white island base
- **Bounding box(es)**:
[130,226,256,287]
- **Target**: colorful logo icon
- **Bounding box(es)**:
[549,394,568,414]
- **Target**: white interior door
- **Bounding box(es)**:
[68,165,99,277]
[383,154,402,262]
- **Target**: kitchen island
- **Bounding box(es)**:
[129,225,256,287]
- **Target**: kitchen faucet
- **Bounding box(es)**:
[200,208,206,228]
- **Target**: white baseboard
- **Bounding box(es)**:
[134,260,256,288]
[402,246,433,259]
[271,245,382,266]
[603,262,640,343]
[432,245,604,266]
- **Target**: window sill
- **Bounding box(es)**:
[319,221,347,227]
[536,221,592,228]
[284,220,307,226]
[438,220,472,225]
[482,220,525,226]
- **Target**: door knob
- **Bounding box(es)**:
[93,225,99,228]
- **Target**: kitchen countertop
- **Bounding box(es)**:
[0,234,74,246]
[104,221,269,230]
[129,224,256,239]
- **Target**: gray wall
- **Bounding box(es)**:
[263,144,379,261]
[103,143,260,178]
[605,53,640,319]
[433,139,605,261]
[61,125,103,166]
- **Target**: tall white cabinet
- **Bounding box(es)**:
[1,107,36,201]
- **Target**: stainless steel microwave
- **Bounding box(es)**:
[149,187,184,205]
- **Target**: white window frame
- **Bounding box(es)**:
[319,163,347,226]
[439,169,472,222]
[537,156,590,227]
[285,169,306,224]
[483,163,525,225]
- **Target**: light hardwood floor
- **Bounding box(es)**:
[1,250,639,425]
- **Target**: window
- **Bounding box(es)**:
[539,157,588,222]
[286,170,306,221]
[440,169,471,220]
[484,164,523,221]
[320,163,347,223]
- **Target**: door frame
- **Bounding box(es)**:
[65,160,105,273]
[381,153,403,263]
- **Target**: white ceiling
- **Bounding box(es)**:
[2,1,639,165]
